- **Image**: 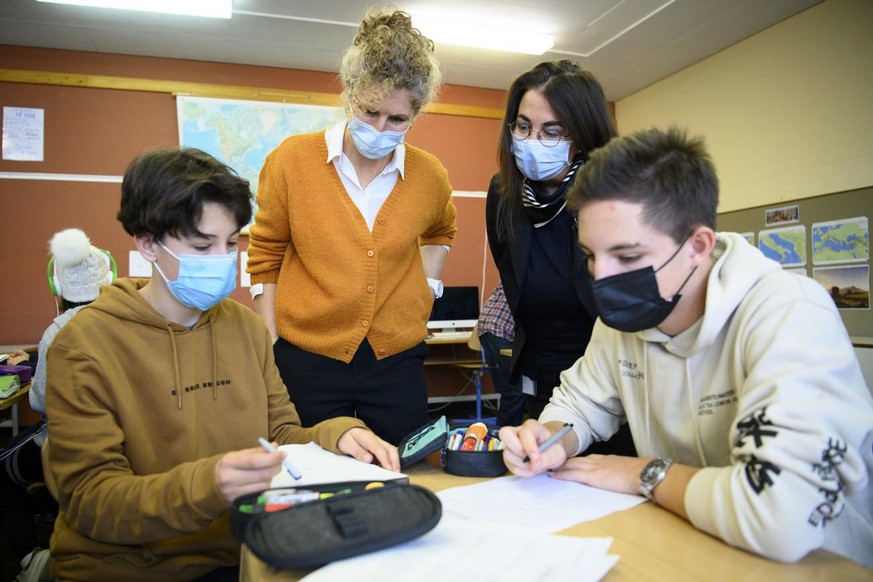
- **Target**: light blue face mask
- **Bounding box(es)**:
[348,116,408,160]
[511,138,572,181]
[153,241,237,311]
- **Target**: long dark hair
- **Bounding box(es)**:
[493,61,617,241]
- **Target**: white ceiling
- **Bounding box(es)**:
[0,0,820,100]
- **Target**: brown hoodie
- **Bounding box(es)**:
[45,278,365,581]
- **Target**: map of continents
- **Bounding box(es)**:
[177,96,345,199]
[812,217,869,265]
[758,225,807,266]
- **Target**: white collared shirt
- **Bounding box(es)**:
[325,120,405,232]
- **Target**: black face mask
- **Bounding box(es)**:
[589,238,696,333]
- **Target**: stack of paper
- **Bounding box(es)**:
[297,472,645,581]
[270,442,408,488]
[301,517,618,582]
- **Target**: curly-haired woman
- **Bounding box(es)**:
[247,8,456,444]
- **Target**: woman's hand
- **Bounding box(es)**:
[338,428,400,472]
[7,350,30,365]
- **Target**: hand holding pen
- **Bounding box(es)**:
[258,437,303,480]
[523,423,574,463]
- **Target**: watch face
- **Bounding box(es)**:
[642,459,667,484]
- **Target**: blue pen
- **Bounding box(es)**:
[523,423,574,463]
[258,437,302,480]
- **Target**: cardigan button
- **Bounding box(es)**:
[366,286,374,293]
[367,250,375,257]
[361,320,369,327]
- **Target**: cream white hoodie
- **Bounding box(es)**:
[542,232,873,566]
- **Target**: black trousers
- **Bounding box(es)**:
[273,338,429,445]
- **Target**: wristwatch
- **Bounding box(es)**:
[639,458,674,502]
[427,278,444,299]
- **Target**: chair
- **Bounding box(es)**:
[450,324,497,426]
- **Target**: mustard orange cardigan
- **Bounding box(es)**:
[247,131,457,363]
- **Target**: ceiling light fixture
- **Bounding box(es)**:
[413,15,553,55]
[36,0,232,19]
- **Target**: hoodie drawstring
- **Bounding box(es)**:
[167,324,183,409]
[687,358,708,465]
[643,343,651,455]
[209,314,218,401]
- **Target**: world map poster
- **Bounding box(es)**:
[176,96,345,227]
[811,216,869,265]
[758,224,807,267]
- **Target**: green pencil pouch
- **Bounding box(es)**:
[398,415,507,477]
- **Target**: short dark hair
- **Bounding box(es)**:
[567,127,718,243]
[493,61,617,241]
[117,147,252,239]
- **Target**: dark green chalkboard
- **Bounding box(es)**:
[717,187,871,338]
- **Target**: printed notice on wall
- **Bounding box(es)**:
[2,106,45,161]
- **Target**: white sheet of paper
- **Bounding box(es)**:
[436,472,645,534]
[270,442,407,488]
[301,516,618,582]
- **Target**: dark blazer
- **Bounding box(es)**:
[485,175,597,382]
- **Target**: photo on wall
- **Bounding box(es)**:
[813,264,870,310]
[764,204,800,226]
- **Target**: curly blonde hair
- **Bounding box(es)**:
[339,8,442,116]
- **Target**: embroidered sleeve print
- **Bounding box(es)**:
[736,407,781,494]
[808,438,848,527]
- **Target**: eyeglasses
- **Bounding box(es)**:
[508,121,570,147]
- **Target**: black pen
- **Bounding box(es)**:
[523,423,574,463]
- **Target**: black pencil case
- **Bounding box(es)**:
[398,415,507,477]
[231,480,441,570]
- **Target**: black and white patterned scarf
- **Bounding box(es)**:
[521,156,585,228]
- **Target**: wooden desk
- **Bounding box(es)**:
[240,456,870,581]
[0,381,31,436]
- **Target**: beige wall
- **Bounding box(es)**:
[615,0,873,213]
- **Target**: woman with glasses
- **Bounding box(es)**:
[486,61,634,455]
[247,8,457,445]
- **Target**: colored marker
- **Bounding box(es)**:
[258,437,303,480]
[523,423,574,463]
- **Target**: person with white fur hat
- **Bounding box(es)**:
[30,228,116,414]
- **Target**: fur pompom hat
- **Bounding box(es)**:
[49,228,112,303]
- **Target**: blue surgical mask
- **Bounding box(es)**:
[348,116,407,160]
[511,138,572,181]
[153,241,237,311]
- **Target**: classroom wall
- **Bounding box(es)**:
[615,0,873,213]
[0,46,506,345]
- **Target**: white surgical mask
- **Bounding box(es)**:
[153,241,237,311]
[511,138,572,181]
[348,116,407,160]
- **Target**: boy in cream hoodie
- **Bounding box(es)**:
[500,127,872,567]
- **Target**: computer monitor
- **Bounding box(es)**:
[427,286,479,331]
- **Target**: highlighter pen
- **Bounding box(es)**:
[523,423,574,463]
[258,437,302,480]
